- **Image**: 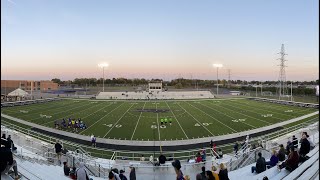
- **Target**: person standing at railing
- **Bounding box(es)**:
[55,140,63,165]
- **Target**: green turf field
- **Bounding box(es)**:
[1,98,318,141]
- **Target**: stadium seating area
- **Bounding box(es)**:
[1,119,318,179]
[96,90,215,100]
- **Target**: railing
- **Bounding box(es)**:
[1,116,318,161]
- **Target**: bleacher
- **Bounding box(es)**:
[1,119,318,179]
[96,90,215,100]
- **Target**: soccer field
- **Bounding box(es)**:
[1,98,317,141]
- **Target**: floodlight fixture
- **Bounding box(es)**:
[213,64,223,68]
[212,63,223,96]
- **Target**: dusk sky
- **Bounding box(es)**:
[1,0,319,81]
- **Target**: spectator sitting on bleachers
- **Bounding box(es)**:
[292,135,298,149]
[206,170,215,180]
[1,134,6,139]
[156,154,166,166]
[277,145,299,172]
[211,166,219,180]
[216,148,223,159]
[304,132,315,150]
[69,167,76,179]
[218,163,229,180]
[298,132,310,163]
[277,144,286,162]
[63,162,70,176]
[196,173,202,180]
[200,166,207,180]
[265,149,279,169]
[0,141,21,180]
[195,152,202,163]
[285,139,292,155]
[201,148,206,161]
[119,170,127,180]
[172,160,184,180]
[76,162,90,180]
[140,155,145,161]
[251,152,266,174]
[129,165,136,180]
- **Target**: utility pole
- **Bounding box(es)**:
[261,82,262,96]
[228,69,231,88]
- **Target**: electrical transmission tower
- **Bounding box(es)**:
[277,44,288,100]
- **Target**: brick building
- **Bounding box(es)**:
[1,80,58,92]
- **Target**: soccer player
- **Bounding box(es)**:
[161,119,164,125]
[164,118,168,124]
[169,118,172,125]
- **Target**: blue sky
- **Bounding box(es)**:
[1,0,319,81]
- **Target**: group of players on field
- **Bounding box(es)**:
[54,118,87,132]
[160,118,173,125]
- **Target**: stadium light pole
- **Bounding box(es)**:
[98,63,109,92]
[213,64,223,96]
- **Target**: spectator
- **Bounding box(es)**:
[299,132,310,162]
[119,170,127,180]
[304,132,315,150]
[63,162,70,176]
[55,140,63,164]
[251,152,266,174]
[210,140,214,148]
[200,166,207,180]
[206,170,215,180]
[201,148,206,161]
[1,134,7,147]
[211,166,219,180]
[184,175,191,180]
[111,168,121,180]
[76,162,89,180]
[0,144,21,180]
[6,135,15,150]
[109,171,115,180]
[218,163,229,180]
[233,142,239,155]
[266,150,279,168]
[277,146,299,172]
[158,154,167,165]
[129,165,136,180]
[91,135,96,147]
[1,133,6,139]
[140,155,145,161]
[216,149,223,159]
[196,152,202,163]
[196,174,202,180]
[285,139,292,155]
[172,159,184,180]
[292,135,298,149]
[69,167,76,179]
[278,144,286,162]
[149,155,154,164]
[262,176,269,180]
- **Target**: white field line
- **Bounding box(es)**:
[165,101,189,139]
[200,102,257,128]
[31,101,96,122]
[186,101,238,133]
[80,102,125,134]
[42,101,113,126]
[3,100,76,118]
[209,101,273,125]
[155,103,161,141]
[231,100,312,118]
[103,104,135,138]
[130,102,147,140]
[175,102,214,136]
